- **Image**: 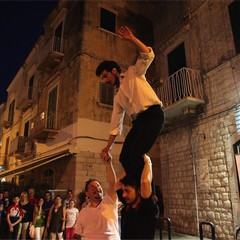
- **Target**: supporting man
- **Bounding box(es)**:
[116,154,159,239]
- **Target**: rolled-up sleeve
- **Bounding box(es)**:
[135,47,155,76]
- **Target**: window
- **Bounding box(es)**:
[167,42,186,75]
[99,83,114,106]
[233,140,240,193]
[4,137,9,168]
[228,1,240,53]
[24,121,30,137]
[167,43,187,101]
[47,86,58,129]
[100,8,116,33]
[42,169,54,186]
[19,175,25,185]
[8,100,15,125]
[54,21,64,52]
[28,75,34,100]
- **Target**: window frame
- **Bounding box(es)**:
[233,140,240,195]
[8,100,15,125]
[99,7,117,34]
[42,168,55,186]
[47,84,59,129]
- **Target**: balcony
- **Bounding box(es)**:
[29,110,59,142]
[0,154,7,167]
[9,136,36,158]
[38,36,64,73]
[155,67,205,121]
[16,87,36,111]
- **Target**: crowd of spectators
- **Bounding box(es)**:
[0,188,81,240]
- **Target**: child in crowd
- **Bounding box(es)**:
[65,199,79,240]
[7,195,23,239]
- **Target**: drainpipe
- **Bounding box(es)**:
[189,127,200,234]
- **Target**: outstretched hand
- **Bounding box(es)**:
[118,26,134,41]
[101,148,112,162]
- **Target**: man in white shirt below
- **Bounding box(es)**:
[73,155,120,240]
[96,26,164,185]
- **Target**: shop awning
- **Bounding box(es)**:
[0,149,74,178]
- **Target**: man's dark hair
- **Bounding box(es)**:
[44,191,52,199]
[96,61,121,77]
[84,178,101,192]
[120,175,140,190]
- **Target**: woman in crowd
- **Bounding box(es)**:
[32,197,45,240]
[18,191,34,239]
[46,195,66,240]
[65,199,79,240]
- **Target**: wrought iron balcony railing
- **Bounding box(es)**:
[16,86,37,111]
[154,67,205,120]
[157,67,204,107]
[38,36,64,72]
[29,110,59,141]
[9,136,36,157]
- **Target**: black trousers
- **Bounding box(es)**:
[120,105,164,182]
[8,218,20,240]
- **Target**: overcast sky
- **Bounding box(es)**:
[0,0,57,104]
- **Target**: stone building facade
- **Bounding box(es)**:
[153,0,240,239]
[0,0,159,220]
[0,0,240,239]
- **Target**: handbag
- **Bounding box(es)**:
[29,224,35,239]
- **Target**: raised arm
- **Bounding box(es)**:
[115,171,126,191]
[118,26,150,53]
[141,154,153,199]
[101,135,117,161]
[104,153,118,202]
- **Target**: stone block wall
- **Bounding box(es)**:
[153,1,239,238]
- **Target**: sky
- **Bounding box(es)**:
[0,0,58,104]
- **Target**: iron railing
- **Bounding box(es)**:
[155,67,204,108]
[9,136,28,155]
[9,136,35,156]
[38,36,63,65]
[159,217,172,240]
[16,86,36,110]
[29,110,57,136]
[199,221,215,240]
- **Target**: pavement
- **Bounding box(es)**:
[155,229,203,239]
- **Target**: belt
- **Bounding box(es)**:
[130,104,163,121]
